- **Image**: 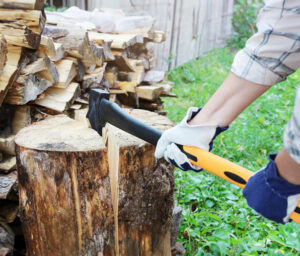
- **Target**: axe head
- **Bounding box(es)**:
[86,89,109,136]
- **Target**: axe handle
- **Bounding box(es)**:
[91,96,300,224]
[181,145,300,224]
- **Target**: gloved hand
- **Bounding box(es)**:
[243,154,300,223]
[154,107,228,171]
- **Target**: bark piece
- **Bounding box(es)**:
[0,171,17,199]
[15,110,174,255]
[171,207,182,248]
[35,82,81,112]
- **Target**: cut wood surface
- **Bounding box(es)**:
[35,82,80,112]
[137,85,163,101]
[82,65,105,89]
[0,156,16,173]
[0,135,15,155]
[15,110,174,255]
[48,43,65,61]
[53,59,76,88]
[0,9,45,33]
[0,0,46,10]
[143,70,165,84]
[39,35,56,56]
[0,45,22,106]
[89,31,144,49]
[12,106,31,134]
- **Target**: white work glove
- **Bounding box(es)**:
[155,107,228,171]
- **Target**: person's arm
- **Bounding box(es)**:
[189,72,270,126]
[276,148,300,185]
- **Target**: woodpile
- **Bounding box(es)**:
[0,4,179,256]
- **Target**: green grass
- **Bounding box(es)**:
[164,48,300,255]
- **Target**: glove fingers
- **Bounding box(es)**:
[166,143,202,172]
[154,135,170,159]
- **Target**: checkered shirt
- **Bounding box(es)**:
[231,0,300,163]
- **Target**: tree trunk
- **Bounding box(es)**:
[15,110,174,256]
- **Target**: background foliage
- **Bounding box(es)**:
[227,0,263,49]
[165,49,300,255]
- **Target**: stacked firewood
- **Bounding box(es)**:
[0,1,46,255]
[0,4,174,254]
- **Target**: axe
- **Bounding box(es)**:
[87,88,300,224]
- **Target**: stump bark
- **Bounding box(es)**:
[15,109,174,256]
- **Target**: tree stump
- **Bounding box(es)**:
[15,109,174,256]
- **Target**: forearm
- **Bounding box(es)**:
[189,72,270,126]
[276,149,300,185]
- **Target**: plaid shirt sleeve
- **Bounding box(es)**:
[231,0,300,86]
[284,86,300,164]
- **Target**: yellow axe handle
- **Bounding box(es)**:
[182,145,300,224]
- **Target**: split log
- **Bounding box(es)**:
[0,135,15,155]
[12,106,31,135]
[82,66,106,90]
[102,41,115,62]
[0,9,45,34]
[143,70,165,84]
[112,51,135,72]
[0,171,17,199]
[136,85,163,101]
[48,43,65,62]
[35,82,80,112]
[0,0,46,10]
[38,55,59,84]
[0,156,16,173]
[15,110,174,256]
[88,32,144,50]
[39,36,56,57]
[5,74,52,105]
[0,35,7,76]
[0,45,22,107]
[0,22,42,49]
[53,59,76,88]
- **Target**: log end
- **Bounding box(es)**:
[15,114,104,152]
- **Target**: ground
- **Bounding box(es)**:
[164,48,300,256]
